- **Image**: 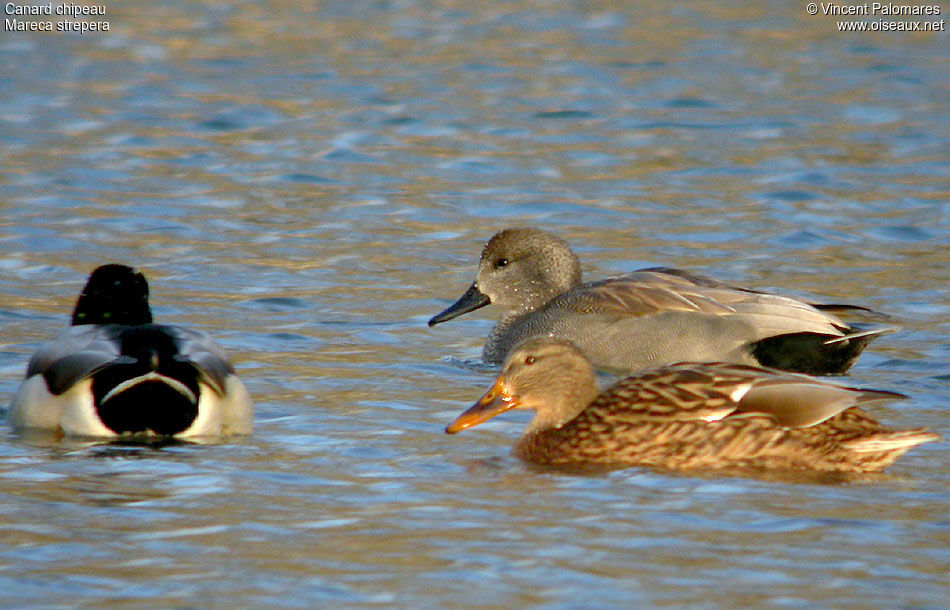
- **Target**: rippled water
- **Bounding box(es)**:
[1,1,948,607]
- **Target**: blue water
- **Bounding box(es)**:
[0,2,947,607]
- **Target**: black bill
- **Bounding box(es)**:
[428,283,491,326]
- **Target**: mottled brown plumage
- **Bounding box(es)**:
[446,338,937,474]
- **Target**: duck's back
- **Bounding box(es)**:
[486,269,864,372]
[10,323,251,437]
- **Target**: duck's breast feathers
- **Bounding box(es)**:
[26,324,236,396]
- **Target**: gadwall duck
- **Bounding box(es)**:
[8,264,252,438]
[429,228,894,375]
[446,338,937,473]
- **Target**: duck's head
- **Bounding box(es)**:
[72,264,153,326]
[428,228,582,326]
[446,337,599,435]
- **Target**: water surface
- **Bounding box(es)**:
[1,1,947,607]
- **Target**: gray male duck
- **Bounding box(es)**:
[8,264,252,438]
[429,228,895,375]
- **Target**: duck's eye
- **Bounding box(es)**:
[494,258,509,269]
[524,356,536,365]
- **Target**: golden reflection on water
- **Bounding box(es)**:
[0,0,946,607]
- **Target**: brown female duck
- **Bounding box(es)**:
[429,228,895,375]
[446,338,937,473]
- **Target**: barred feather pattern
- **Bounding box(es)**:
[512,363,935,473]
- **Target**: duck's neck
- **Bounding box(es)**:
[514,375,599,464]
[483,312,528,363]
[518,266,583,316]
[483,279,582,364]
[523,368,601,437]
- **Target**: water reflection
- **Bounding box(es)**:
[0,0,947,607]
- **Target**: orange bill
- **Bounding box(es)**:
[445,375,519,434]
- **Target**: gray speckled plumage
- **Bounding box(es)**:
[429,228,895,375]
[446,339,938,473]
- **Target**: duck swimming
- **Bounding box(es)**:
[446,338,937,473]
[8,264,252,438]
[429,228,895,375]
